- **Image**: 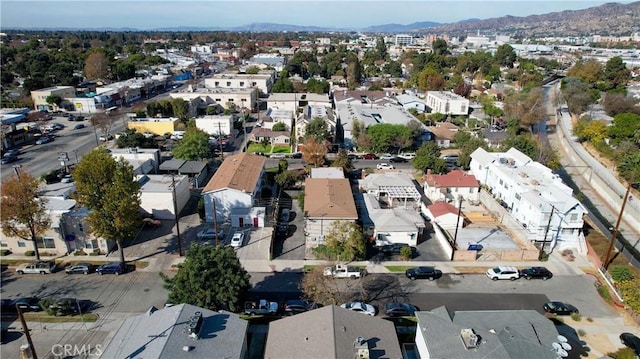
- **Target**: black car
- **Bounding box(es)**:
[290,152,302,159]
[379,243,416,257]
[1,152,19,164]
[384,302,418,317]
[620,333,640,355]
[389,156,408,163]
[96,262,124,275]
[520,266,553,280]
[543,301,579,315]
[283,300,309,315]
[11,297,42,312]
[0,299,15,313]
[65,263,94,275]
[405,266,442,280]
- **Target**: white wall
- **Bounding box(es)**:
[196,115,233,135]
[375,231,418,246]
[205,189,252,223]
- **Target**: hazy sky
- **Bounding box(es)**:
[0,0,630,30]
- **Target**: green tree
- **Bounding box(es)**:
[453,131,487,169]
[566,59,603,86]
[111,60,136,81]
[275,170,302,189]
[561,77,597,115]
[603,56,630,90]
[115,128,154,148]
[245,66,260,74]
[306,78,330,94]
[45,94,63,109]
[304,118,331,141]
[432,39,449,56]
[73,148,141,265]
[272,70,295,93]
[319,221,365,261]
[617,151,640,184]
[609,113,640,144]
[161,245,251,312]
[1,172,51,260]
[171,98,189,119]
[172,127,211,160]
[494,44,517,68]
[501,134,539,160]
[272,122,287,132]
[367,123,412,153]
[413,142,446,173]
[331,149,355,176]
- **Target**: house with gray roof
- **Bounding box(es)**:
[101,304,248,359]
[415,306,560,359]
[264,305,402,359]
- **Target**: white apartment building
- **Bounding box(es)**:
[205,70,276,95]
[395,34,413,46]
[170,87,258,113]
[469,147,588,253]
[425,91,469,116]
[196,115,233,136]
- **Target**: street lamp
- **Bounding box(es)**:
[602,182,638,270]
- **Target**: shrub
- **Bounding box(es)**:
[399,246,413,260]
[570,312,582,321]
[24,250,35,257]
[88,249,101,256]
[610,265,635,282]
[607,347,637,359]
[597,284,612,302]
[577,329,586,337]
[39,298,56,316]
[617,279,640,313]
[0,249,11,256]
[73,250,83,256]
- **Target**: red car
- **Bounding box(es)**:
[362,153,377,160]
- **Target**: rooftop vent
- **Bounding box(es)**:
[188,311,203,339]
[354,337,369,359]
[460,328,479,349]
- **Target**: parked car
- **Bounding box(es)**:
[35,136,54,145]
[270,153,286,159]
[486,266,520,281]
[519,266,553,280]
[290,152,302,159]
[11,297,42,312]
[196,228,225,240]
[389,156,408,163]
[1,152,19,164]
[384,302,418,317]
[244,299,278,316]
[1,299,15,313]
[16,261,57,274]
[96,262,124,275]
[341,301,376,316]
[379,154,394,160]
[405,266,442,280]
[65,263,93,275]
[378,243,416,257]
[61,175,74,183]
[283,300,310,316]
[619,333,640,355]
[230,231,245,248]
[376,163,394,170]
[543,301,579,315]
[74,124,85,130]
[362,153,377,160]
[399,153,415,160]
[99,134,114,141]
[45,297,90,316]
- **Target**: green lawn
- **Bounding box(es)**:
[385,266,414,273]
[247,143,271,153]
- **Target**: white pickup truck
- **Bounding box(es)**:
[323,264,364,279]
[16,261,57,274]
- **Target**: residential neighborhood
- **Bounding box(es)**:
[1,2,640,358]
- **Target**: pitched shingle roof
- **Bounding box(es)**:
[202,153,265,193]
[264,305,402,359]
[304,178,357,219]
[425,170,480,188]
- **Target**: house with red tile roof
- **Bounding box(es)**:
[423,170,480,204]
[423,202,467,230]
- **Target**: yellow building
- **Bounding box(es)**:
[31,86,76,111]
[127,117,180,135]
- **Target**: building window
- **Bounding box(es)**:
[470,188,475,193]
[515,193,521,200]
[37,237,56,249]
[215,98,221,102]
[569,213,578,222]
[240,82,245,87]
[499,179,503,185]
[0,241,7,248]
[214,81,219,87]
[226,82,231,87]
[17,241,26,248]
[78,223,84,232]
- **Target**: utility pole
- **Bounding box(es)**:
[170,174,183,256]
[451,196,463,260]
[603,182,632,270]
[218,122,224,160]
[539,205,555,260]
[16,304,38,359]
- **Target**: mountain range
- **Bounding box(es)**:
[5,1,639,36]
